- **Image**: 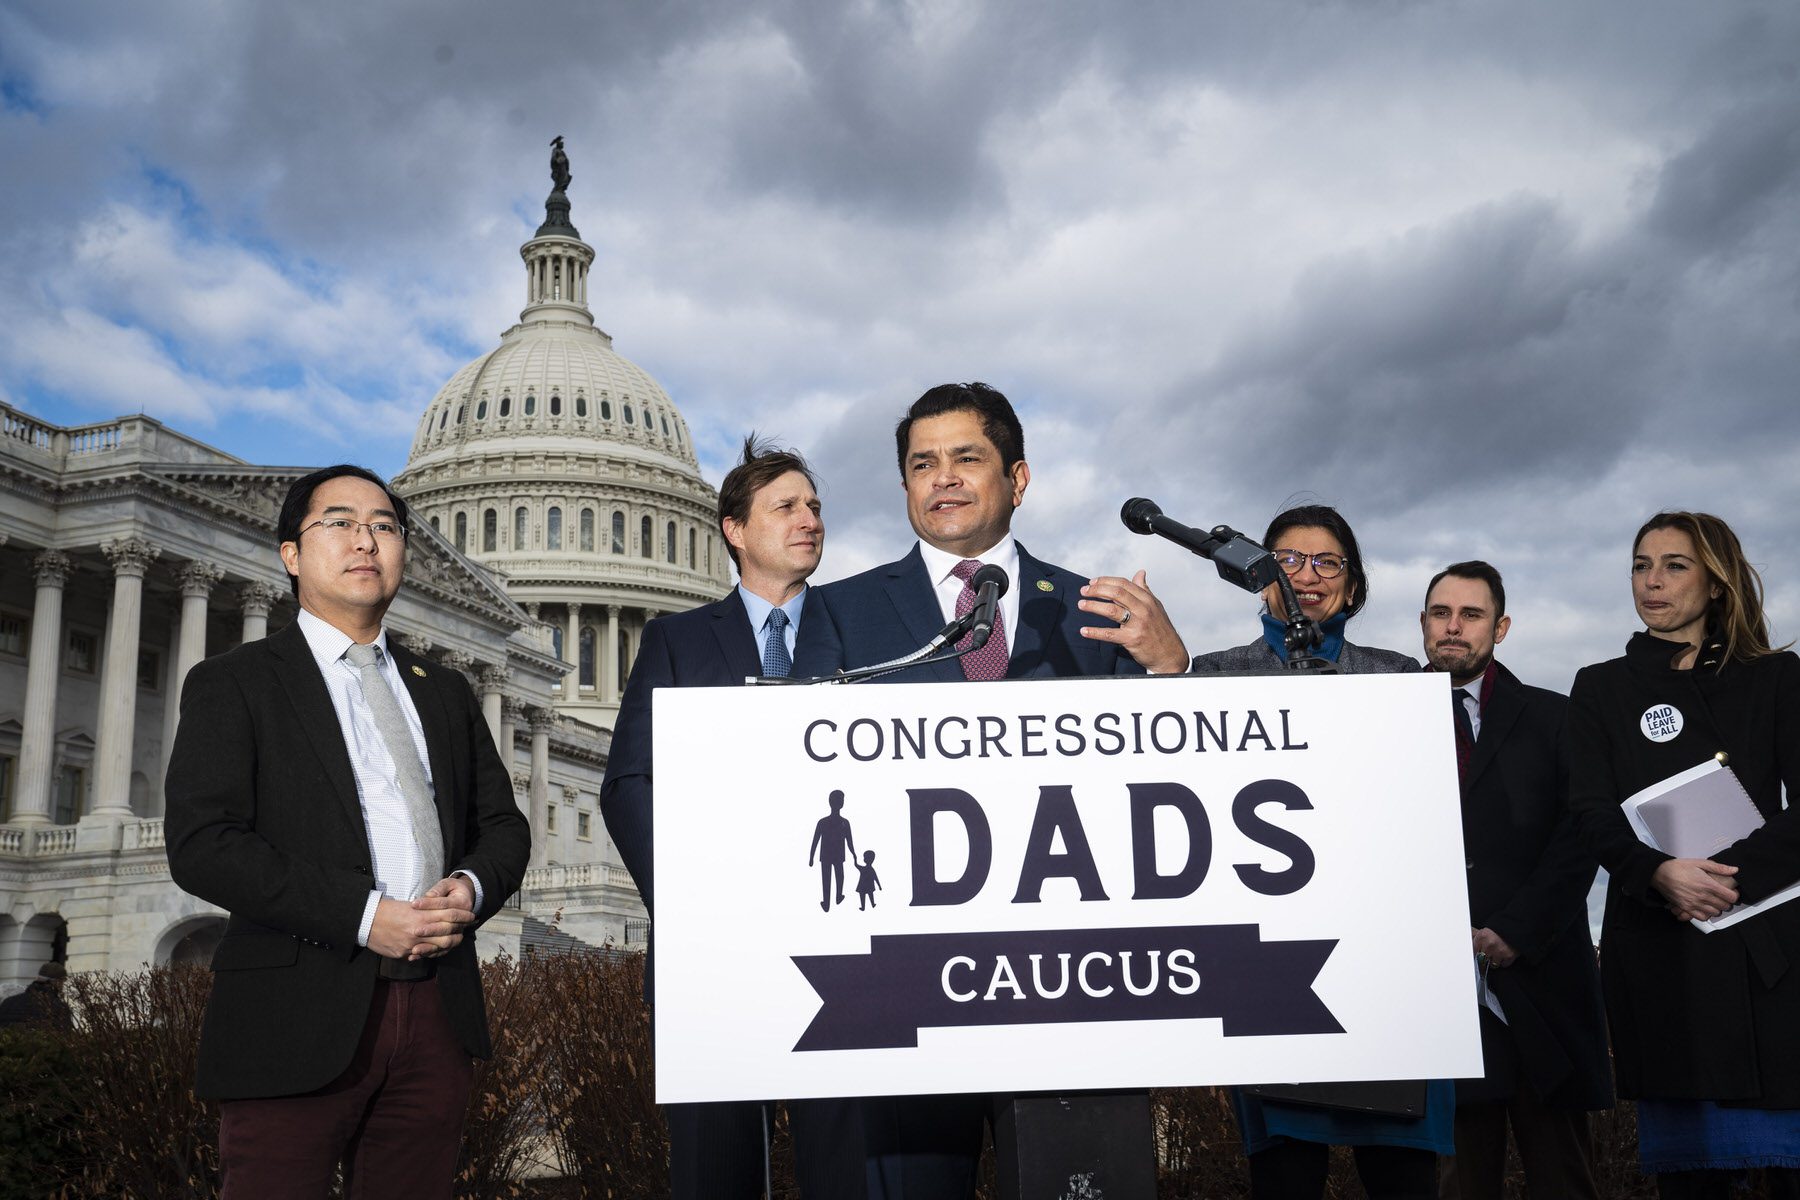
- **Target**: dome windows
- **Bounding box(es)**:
[438,409,449,430]
[456,404,466,424]
[611,511,625,554]
[483,509,497,553]
[580,508,595,552]
[454,512,468,552]
[639,515,652,558]
[514,506,528,548]
[624,404,635,426]
[600,399,613,421]
[499,395,512,418]
[476,399,488,421]
[550,394,562,417]
[661,415,671,439]
[548,506,563,550]
[524,393,537,416]
[666,521,676,564]
[575,395,588,418]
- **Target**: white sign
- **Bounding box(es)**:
[652,672,1480,1103]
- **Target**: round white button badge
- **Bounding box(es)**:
[1640,704,1683,743]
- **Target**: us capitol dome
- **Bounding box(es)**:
[394,145,730,732]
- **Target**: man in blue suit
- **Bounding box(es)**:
[601,437,863,1199]
[795,382,1189,1199]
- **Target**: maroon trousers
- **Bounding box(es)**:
[218,979,473,1199]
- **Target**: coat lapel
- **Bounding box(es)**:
[1467,662,1523,788]
[1007,543,1063,678]
[712,590,764,682]
[887,546,964,682]
[266,622,365,832]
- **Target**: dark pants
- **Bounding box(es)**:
[218,979,472,1200]
[668,1097,867,1200]
[863,1093,988,1200]
[1656,1168,1800,1199]
[1440,1098,1597,1199]
[1249,1139,1437,1200]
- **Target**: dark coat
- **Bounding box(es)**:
[164,621,530,1101]
[1568,633,1800,1105]
[793,542,1142,683]
[601,587,827,928]
[1456,662,1611,1110]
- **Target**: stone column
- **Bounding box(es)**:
[564,602,582,700]
[604,604,621,702]
[238,580,282,644]
[500,696,525,776]
[91,537,160,819]
[478,666,510,754]
[528,708,556,867]
[14,551,73,826]
[161,562,224,805]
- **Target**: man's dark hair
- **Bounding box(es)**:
[1425,560,1507,620]
[717,435,818,572]
[1263,504,1370,619]
[893,382,1025,478]
[277,464,411,597]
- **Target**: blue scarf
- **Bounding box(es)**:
[1261,611,1349,663]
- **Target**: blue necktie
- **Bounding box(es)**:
[762,608,792,677]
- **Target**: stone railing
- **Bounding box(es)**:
[519,862,625,892]
[0,820,164,856]
[124,819,165,850]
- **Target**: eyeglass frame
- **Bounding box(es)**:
[295,517,410,543]
[1272,548,1348,579]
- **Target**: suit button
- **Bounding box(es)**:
[1465,860,1476,870]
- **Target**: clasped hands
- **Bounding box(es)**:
[1653,857,1739,923]
[368,875,477,961]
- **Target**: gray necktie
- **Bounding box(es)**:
[344,642,444,896]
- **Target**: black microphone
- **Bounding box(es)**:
[967,563,1009,649]
[1120,498,1282,593]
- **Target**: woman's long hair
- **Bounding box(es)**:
[1634,511,1787,666]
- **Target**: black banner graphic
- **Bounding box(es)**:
[792,924,1340,1052]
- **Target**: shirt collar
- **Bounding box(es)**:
[737,584,807,635]
[296,606,391,670]
[918,533,1019,590]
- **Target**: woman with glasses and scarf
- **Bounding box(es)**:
[1568,512,1800,1199]
[1192,503,1447,1199]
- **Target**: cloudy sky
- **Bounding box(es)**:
[4,0,1798,689]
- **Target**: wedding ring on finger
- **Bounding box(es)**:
[1118,607,1132,625]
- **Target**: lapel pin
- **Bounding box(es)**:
[411,665,427,677]
[1036,579,1055,592]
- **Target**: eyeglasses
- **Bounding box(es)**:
[298,518,408,542]
[1273,549,1347,578]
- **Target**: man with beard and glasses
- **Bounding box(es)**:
[1421,561,1611,1200]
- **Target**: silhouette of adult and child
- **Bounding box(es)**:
[808,790,879,912]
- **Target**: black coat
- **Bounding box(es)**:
[164,621,530,1100]
[1455,662,1611,1109]
[1568,633,1800,1106]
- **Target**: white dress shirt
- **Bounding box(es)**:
[296,609,480,947]
[917,534,1021,657]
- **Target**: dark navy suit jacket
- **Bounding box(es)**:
[794,542,1142,682]
[602,587,828,931]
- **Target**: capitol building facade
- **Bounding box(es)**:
[0,165,721,992]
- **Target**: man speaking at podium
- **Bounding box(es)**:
[796,382,1188,1199]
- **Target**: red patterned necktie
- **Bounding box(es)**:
[952,559,1009,681]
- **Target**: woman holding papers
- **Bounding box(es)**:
[1568,511,1800,1199]
[1193,504,1446,1200]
